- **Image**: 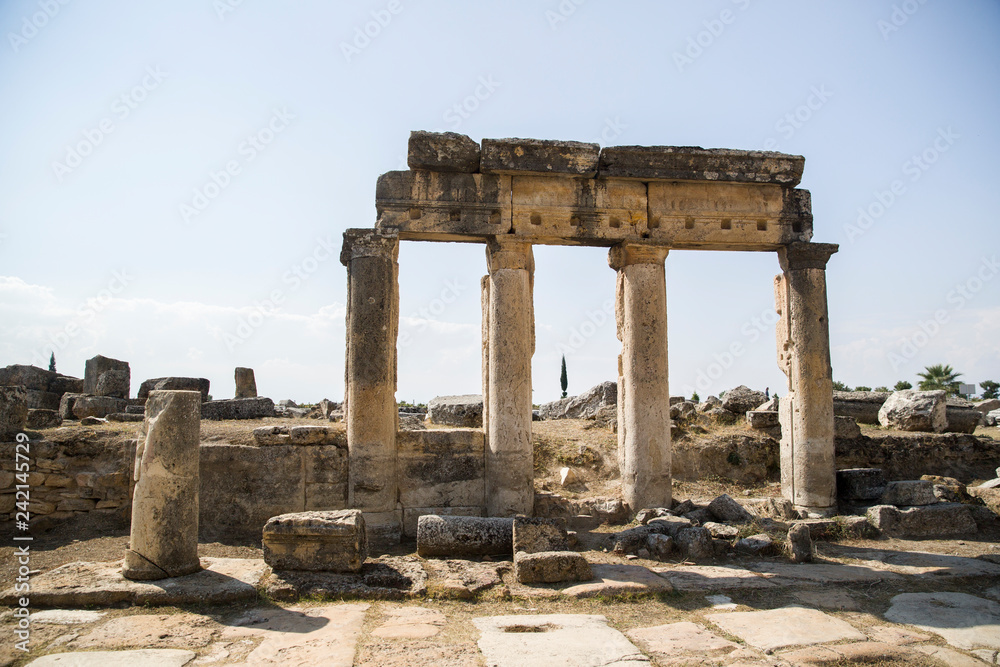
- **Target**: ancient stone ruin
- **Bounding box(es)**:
[341,131,840,541]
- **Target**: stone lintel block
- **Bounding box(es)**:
[509,176,647,243]
[514,550,592,584]
[481,137,599,177]
[71,396,128,419]
[598,145,805,186]
[262,510,367,572]
[646,182,812,250]
[374,170,511,241]
[408,130,481,172]
[402,506,484,539]
[289,425,346,446]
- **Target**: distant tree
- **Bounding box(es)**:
[560,355,568,399]
[917,364,962,395]
[691,391,700,403]
[48,352,56,372]
[854,385,872,392]
[981,380,1000,400]
[874,386,890,393]
[894,380,912,391]
[831,381,851,391]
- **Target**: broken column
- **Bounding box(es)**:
[485,237,534,517]
[234,367,257,398]
[123,390,201,580]
[609,243,672,512]
[341,229,401,542]
[774,242,838,516]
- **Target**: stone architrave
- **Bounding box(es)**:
[341,230,401,532]
[774,242,838,516]
[123,390,201,580]
[235,367,257,398]
[609,243,671,512]
[485,237,535,517]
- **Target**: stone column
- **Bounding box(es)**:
[609,243,671,512]
[485,238,534,517]
[341,230,401,541]
[774,242,839,517]
[123,390,201,580]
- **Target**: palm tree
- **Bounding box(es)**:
[917,364,962,395]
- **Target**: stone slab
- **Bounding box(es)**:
[0,558,266,608]
[627,621,740,662]
[26,649,196,666]
[884,592,1000,650]
[371,606,446,639]
[220,603,368,666]
[30,610,106,625]
[561,563,673,598]
[707,606,866,651]
[481,137,600,177]
[652,565,777,591]
[598,145,804,185]
[779,642,923,666]
[747,561,898,586]
[472,613,649,666]
[831,548,1000,578]
[68,612,215,650]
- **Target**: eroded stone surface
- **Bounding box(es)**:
[707,606,865,651]
[627,621,740,663]
[371,606,446,639]
[26,649,196,667]
[473,614,649,666]
[68,613,216,650]
[561,563,672,598]
[652,565,776,591]
[262,509,367,573]
[884,592,1000,650]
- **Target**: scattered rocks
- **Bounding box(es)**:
[735,533,774,556]
[721,385,767,414]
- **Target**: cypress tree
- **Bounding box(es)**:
[560,355,568,399]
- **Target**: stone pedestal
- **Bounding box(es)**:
[485,238,534,517]
[123,390,201,580]
[341,231,400,536]
[775,243,838,516]
[234,367,257,398]
[262,510,367,572]
[609,244,671,512]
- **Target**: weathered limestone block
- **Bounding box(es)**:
[880,480,938,507]
[0,386,28,441]
[201,397,274,420]
[514,551,591,584]
[775,243,838,516]
[342,230,400,518]
[787,523,813,563]
[49,375,83,395]
[878,390,946,432]
[834,391,890,425]
[610,243,671,512]
[83,355,130,396]
[262,510,367,572]
[397,428,484,509]
[974,399,1000,415]
[26,409,61,429]
[513,517,570,554]
[486,238,535,517]
[867,503,977,538]
[722,385,767,414]
[510,176,646,244]
[708,494,755,523]
[835,416,862,439]
[945,398,983,434]
[426,395,483,427]
[836,468,886,501]
[539,381,617,420]
[138,377,210,402]
[23,389,62,410]
[402,506,483,539]
[598,145,805,185]
[481,137,599,177]
[124,390,201,580]
[407,130,481,172]
[747,410,779,429]
[72,396,128,419]
[234,367,257,398]
[416,515,513,557]
[375,170,511,240]
[0,364,56,391]
[95,369,130,399]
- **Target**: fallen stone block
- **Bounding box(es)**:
[867,503,978,538]
[945,398,984,434]
[426,394,483,427]
[138,377,210,402]
[880,480,939,506]
[833,390,890,424]
[837,467,886,501]
[408,130,481,172]
[58,392,85,420]
[26,408,61,429]
[835,415,862,439]
[746,410,779,429]
[201,397,275,420]
[83,354,130,396]
[787,523,813,563]
[514,550,592,584]
[72,396,128,419]
[878,390,947,432]
[263,509,367,573]
[708,493,755,523]
[721,385,767,414]
[416,515,513,558]
[676,526,714,560]
[481,137,599,177]
[107,412,143,423]
[735,533,774,556]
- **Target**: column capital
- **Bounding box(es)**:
[340,229,399,266]
[779,242,838,272]
[486,237,533,273]
[608,243,669,271]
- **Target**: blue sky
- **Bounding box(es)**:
[1,1,998,403]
